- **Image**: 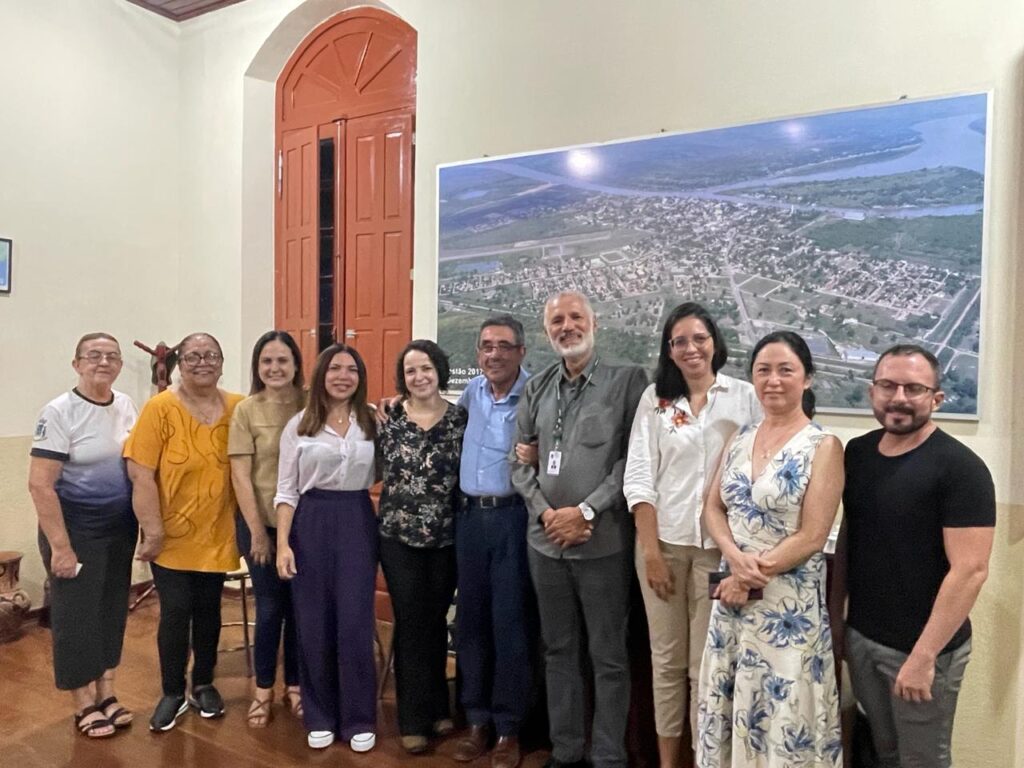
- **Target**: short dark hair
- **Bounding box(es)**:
[248,330,305,395]
[75,332,119,358]
[396,339,451,397]
[654,302,728,400]
[177,332,223,356]
[479,315,525,347]
[750,330,816,418]
[873,343,942,389]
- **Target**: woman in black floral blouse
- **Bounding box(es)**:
[378,339,468,754]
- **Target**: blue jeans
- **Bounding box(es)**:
[455,497,536,736]
[236,514,299,689]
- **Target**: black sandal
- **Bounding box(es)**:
[96,696,134,728]
[74,705,115,739]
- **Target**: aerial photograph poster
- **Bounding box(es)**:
[436,92,988,416]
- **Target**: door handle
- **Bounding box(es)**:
[345,329,358,339]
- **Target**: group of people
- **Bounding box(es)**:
[28,289,995,768]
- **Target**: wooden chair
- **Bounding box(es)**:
[374,566,395,698]
[221,564,254,677]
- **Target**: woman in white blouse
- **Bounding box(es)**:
[274,343,379,754]
[623,302,761,767]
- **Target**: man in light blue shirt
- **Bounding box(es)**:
[452,315,533,768]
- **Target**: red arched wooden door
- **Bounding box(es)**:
[275,8,416,402]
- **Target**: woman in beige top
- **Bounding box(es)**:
[228,331,306,727]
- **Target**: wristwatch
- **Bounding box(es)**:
[579,502,596,522]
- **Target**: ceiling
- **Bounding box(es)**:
[124,0,251,22]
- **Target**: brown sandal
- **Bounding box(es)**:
[247,691,273,729]
[283,686,303,718]
[75,705,115,739]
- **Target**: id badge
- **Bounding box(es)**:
[546,450,562,476]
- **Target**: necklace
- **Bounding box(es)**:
[329,406,350,424]
[405,397,447,430]
[758,438,784,461]
[178,388,221,425]
[755,423,801,460]
[406,398,445,417]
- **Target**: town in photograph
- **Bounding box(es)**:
[437,93,987,415]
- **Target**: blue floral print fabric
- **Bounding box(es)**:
[697,422,841,767]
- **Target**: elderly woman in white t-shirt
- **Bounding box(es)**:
[28,333,139,739]
[624,303,761,768]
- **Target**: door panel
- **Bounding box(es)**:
[279,9,416,129]
[276,9,416,401]
[275,126,319,378]
[382,232,406,316]
[342,111,414,403]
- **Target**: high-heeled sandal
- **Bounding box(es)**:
[283,686,303,718]
[247,689,273,728]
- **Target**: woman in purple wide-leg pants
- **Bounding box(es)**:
[290,489,377,737]
[274,344,380,754]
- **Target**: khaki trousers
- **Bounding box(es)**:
[635,540,720,738]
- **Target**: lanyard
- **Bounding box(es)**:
[552,359,598,448]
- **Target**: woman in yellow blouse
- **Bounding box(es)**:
[124,332,242,732]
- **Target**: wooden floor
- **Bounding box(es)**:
[0,596,556,768]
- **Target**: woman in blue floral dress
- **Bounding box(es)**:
[697,331,844,768]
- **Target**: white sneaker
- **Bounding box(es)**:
[308,730,335,749]
[350,732,376,752]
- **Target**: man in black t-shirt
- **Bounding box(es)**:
[834,344,995,768]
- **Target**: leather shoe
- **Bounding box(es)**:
[541,758,588,768]
[453,724,489,762]
[401,735,429,754]
[491,735,521,768]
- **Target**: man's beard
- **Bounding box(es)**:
[877,404,930,435]
[550,330,594,360]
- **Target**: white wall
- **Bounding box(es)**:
[205,7,1024,762]
[0,0,183,436]
[222,0,1024,486]
[0,0,186,606]
[0,0,1022,763]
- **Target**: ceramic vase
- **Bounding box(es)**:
[0,551,32,643]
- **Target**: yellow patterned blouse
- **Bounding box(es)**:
[124,389,243,572]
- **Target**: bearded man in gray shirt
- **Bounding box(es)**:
[512,291,647,768]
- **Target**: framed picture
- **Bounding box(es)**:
[0,238,10,294]
[437,92,988,417]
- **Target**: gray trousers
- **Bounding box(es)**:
[847,626,971,768]
[528,547,632,768]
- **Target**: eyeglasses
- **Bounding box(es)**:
[668,334,711,350]
[78,352,122,364]
[872,379,936,400]
[180,351,223,367]
[478,342,522,355]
